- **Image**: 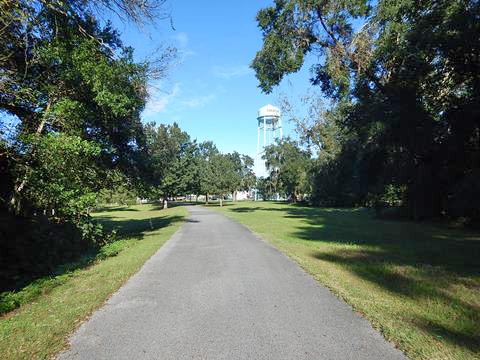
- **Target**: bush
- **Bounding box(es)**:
[450,170,480,225]
[0,231,121,314]
[76,217,116,247]
[0,212,114,293]
[95,239,128,260]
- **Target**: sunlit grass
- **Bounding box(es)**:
[210,201,480,360]
[0,204,187,359]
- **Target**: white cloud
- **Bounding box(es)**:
[142,81,218,116]
[212,64,253,79]
[180,94,216,108]
[172,32,196,58]
[143,83,181,116]
[172,32,188,47]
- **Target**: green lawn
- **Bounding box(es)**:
[210,201,480,360]
[0,204,187,360]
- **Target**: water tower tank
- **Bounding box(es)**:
[256,104,283,155]
[258,104,281,118]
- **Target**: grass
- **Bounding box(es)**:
[209,201,480,360]
[0,204,187,359]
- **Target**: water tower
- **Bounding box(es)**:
[254,104,282,182]
[257,104,282,155]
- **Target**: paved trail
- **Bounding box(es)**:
[59,206,406,360]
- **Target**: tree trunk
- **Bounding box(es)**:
[205,193,209,204]
[8,103,51,215]
[9,181,25,215]
[292,190,298,203]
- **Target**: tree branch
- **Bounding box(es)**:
[315,6,385,93]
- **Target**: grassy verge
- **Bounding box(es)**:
[0,204,187,359]
[210,201,480,360]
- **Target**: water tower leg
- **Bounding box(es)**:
[263,118,266,147]
[257,126,260,155]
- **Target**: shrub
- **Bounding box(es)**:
[0,212,115,293]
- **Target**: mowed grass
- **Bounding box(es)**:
[0,204,187,359]
[210,201,480,360]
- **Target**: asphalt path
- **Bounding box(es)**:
[58,205,407,360]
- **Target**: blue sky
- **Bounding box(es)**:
[113,0,316,159]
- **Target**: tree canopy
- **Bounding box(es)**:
[263,138,311,202]
[0,0,176,216]
[253,0,480,221]
[1,1,259,286]
[0,0,178,290]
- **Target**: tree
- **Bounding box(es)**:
[256,176,275,201]
[11,134,102,219]
[194,146,255,206]
[143,122,193,208]
[0,0,174,283]
[225,152,256,201]
[263,139,311,202]
[239,155,256,193]
[160,142,197,206]
[224,152,243,201]
[210,154,238,207]
[197,141,220,204]
[1,0,174,216]
[253,0,480,221]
